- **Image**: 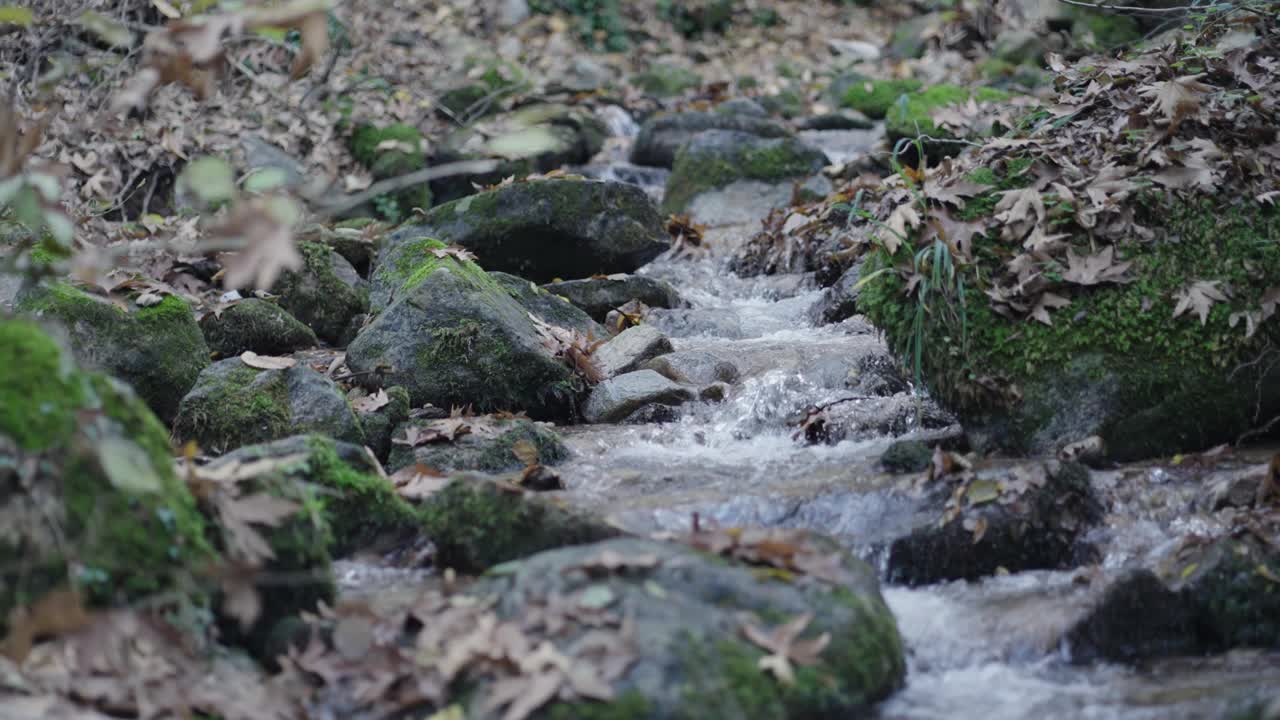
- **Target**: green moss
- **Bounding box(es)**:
[0,319,88,450]
[1072,9,1141,49]
[350,123,424,166]
[419,478,616,572]
[545,692,652,720]
[663,138,824,214]
[838,78,923,119]
[885,84,1013,143]
[274,241,369,342]
[300,435,419,555]
[860,186,1280,458]
[0,319,214,620]
[378,236,507,300]
[172,365,292,453]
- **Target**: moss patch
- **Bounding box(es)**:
[663,135,826,214]
[171,364,292,453]
[884,84,1014,146]
[631,64,701,97]
[299,435,419,555]
[273,241,369,343]
[837,77,923,119]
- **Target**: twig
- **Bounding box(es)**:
[1052,0,1212,14]
[313,159,501,216]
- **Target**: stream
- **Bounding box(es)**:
[343,118,1280,719]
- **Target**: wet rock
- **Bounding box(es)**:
[630,63,701,98]
[699,382,729,401]
[622,403,681,424]
[808,262,862,325]
[207,434,418,558]
[419,475,620,572]
[272,241,369,344]
[583,370,696,423]
[386,415,568,474]
[351,385,411,462]
[430,104,607,204]
[797,111,875,131]
[491,271,607,338]
[645,307,745,338]
[349,244,580,419]
[394,179,669,283]
[886,460,1102,585]
[662,130,828,216]
[1197,464,1267,511]
[16,283,209,423]
[1065,536,1280,663]
[472,536,906,718]
[881,440,932,473]
[199,298,317,358]
[847,353,908,397]
[631,110,791,168]
[716,97,769,117]
[593,325,674,378]
[643,349,740,385]
[0,319,215,633]
[172,357,365,454]
[543,274,685,321]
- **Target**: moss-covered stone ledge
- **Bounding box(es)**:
[858,175,1280,460]
[15,283,210,423]
[0,318,214,633]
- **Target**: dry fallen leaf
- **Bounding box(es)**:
[739,613,829,686]
[352,389,391,414]
[240,351,298,370]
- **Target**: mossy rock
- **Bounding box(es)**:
[542,274,684,322]
[271,241,369,344]
[15,284,210,423]
[209,452,335,661]
[880,439,932,473]
[829,75,923,120]
[207,434,420,558]
[437,56,530,120]
[386,416,568,475]
[172,357,365,454]
[492,271,607,338]
[859,165,1280,460]
[631,110,792,169]
[347,123,431,220]
[662,130,827,215]
[1065,536,1280,662]
[662,0,735,37]
[631,64,701,98]
[431,104,608,204]
[390,179,669,284]
[883,84,1014,154]
[199,298,317,359]
[421,476,619,572]
[354,384,411,462]
[349,242,582,419]
[757,87,807,119]
[472,536,906,718]
[0,318,214,633]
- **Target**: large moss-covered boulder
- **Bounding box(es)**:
[387,415,568,474]
[349,243,582,419]
[662,130,828,215]
[208,435,419,557]
[472,535,906,718]
[198,298,317,359]
[270,241,369,344]
[172,357,365,453]
[430,103,608,204]
[390,179,670,284]
[419,476,620,572]
[631,110,792,168]
[15,284,209,423]
[0,319,214,632]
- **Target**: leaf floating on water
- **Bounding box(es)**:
[964,479,1001,506]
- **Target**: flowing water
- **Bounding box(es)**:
[343,114,1280,718]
